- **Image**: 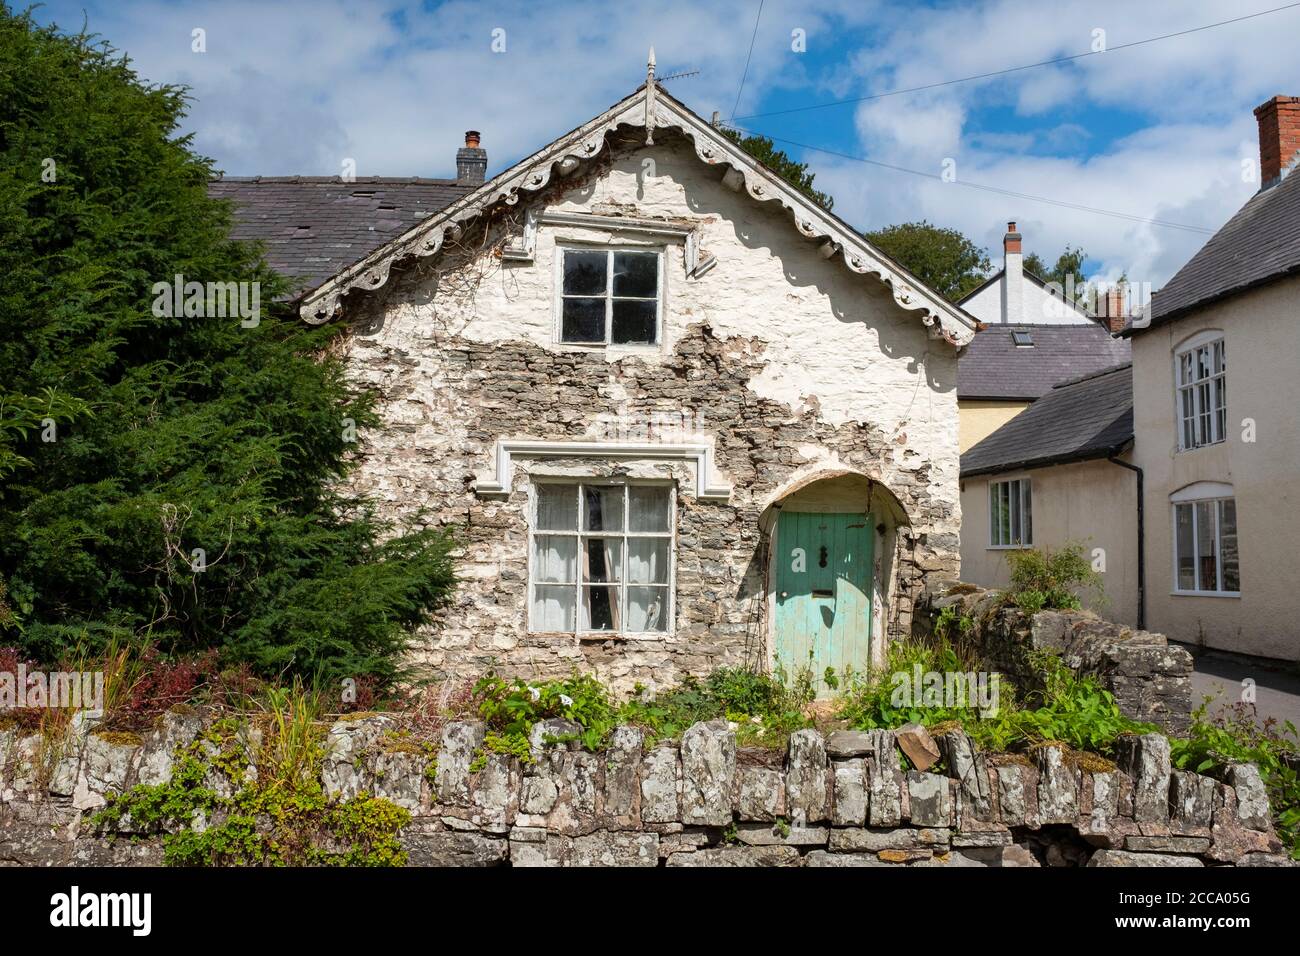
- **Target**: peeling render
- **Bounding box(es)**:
[338,133,962,693]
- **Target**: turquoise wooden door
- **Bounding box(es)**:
[774,511,874,697]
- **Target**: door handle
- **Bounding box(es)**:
[812,588,833,597]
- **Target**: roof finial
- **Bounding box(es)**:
[644,46,657,145]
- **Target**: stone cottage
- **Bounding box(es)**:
[213,68,978,694]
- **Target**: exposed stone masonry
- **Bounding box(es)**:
[344,320,961,693]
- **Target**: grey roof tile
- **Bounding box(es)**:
[207,175,472,295]
[957,323,1131,400]
[1143,168,1300,329]
[960,363,1133,477]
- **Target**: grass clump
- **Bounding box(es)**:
[94,682,408,866]
[1004,542,1102,613]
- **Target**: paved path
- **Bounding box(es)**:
[1185,648,1300,733]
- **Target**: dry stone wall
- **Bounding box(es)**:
[921,584,1194,734]
[1,711,1285,867]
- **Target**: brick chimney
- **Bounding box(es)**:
[1098,284,1128,334]
[1002,221,1024,324]
[1253,95,1300,188]
[456,130,487,184]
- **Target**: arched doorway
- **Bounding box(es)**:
[758,468,909,697]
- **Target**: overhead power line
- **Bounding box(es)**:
[734,2,1300,120]
[720,122,1215,235]
[730,0,765,120]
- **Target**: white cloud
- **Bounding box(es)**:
[34,0,1300,287]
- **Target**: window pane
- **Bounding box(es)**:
[1178,353,1193,386]
[1021,481,1032,545]
[1197,382,1211,445]
[628,486,671,532]
[989,486,1000,546]
[1213,340,1225,374]
[1196,500,1217,591]
[563,250,607,295]
[1009,480,1021,545]
[582,537,624,583]
[1213,375,1226,443]
[611,299,657,344]
[1176,504,1195,590]
[536,484,577,531]
[1219,499,1240,592]
[582,486,624,531]
[1000,483,1011,544]
[1180,388,1196,447]
[581,586,620,631]
[612,251,658,298]
[626,586,668,632]
[561,297,605,342]
[533,535,577,583]
[628,537,669,584]
[1196,345,1211,380]
[532,585,575,631]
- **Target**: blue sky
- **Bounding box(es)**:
[30,0,1300,287]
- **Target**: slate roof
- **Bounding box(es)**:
[1140,165,1300,330]
[960,363,1133,478]
[208,176,472,294]
[957,322,1131,401]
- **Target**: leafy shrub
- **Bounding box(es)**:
[835,638,981,732]
[1004,542,1101,612]
[1171,700,1300,860]
[471,667,814,753]
[0,10,456,685]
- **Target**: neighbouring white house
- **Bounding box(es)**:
[1122,94,1300,662]
[955,223,1129,452]
[211,66,978,695]
[959,222,1097,329]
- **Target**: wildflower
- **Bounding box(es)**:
[528,686,540,702]
[559,694,574,708]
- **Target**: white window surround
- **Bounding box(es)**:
[503,208,717,278]
[527,479,676,638]
[1173,330,1226,452]
[474,439,732,501]
[554,244,664,348]
[1171,482,1241,597]
[988,476,1032,549]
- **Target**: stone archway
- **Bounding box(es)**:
[759,467,911,693]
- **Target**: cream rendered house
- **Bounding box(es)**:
[959,364,1139,625]
[1123,95,1300,662]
